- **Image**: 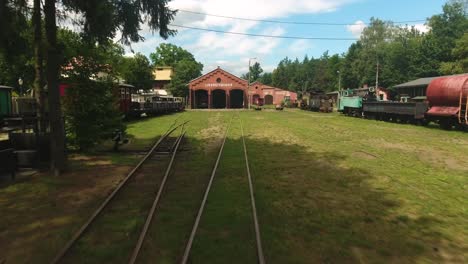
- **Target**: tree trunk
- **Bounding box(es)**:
[45,0,66,175]
[33,0,46,132]
[0,0,6,48]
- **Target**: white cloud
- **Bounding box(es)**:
[407,23,430,33]
[289,39,313,53]
[202,59,276,77]
[124,37,163,56]
[125,0,356,74]
[188,23,285,58]
[170,0,354,28]
[346,20,366,38]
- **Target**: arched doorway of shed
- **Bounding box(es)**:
[230,89,244,109]
[212,89,226,109]
[195,90,208,108]
[264,94,273,105]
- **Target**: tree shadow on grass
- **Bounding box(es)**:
[238,137,465,263]
[0,133,465,263]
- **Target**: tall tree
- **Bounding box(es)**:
[249,62,263,82]
[150,43,195,66]
[44,0,65,175]
[121,53,153,90]
[150,43,202,96]
[425,1,468,64]
[33,0,46,131]
[169,59,203,97]
[0,1,32,90]
[43,0,176,175]
[259,72,273,85]
[440,32,468,74]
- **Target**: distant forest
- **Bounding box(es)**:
[250,1,467,93]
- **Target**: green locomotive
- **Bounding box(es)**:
[0,86,13,122]
[338,89,363,116]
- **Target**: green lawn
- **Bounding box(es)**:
[0,109,466,263]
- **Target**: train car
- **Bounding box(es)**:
[362,101,428,124]
[319,98,333,113]
[118,83,137,115]
[143,95,185,116]
[60,82,142,118]
[338,89,363,117]
[0,86,13,122]
[337,75,468,131]
[302,92,333,113]
[426,74,468,129]
[308,96,322,111]
[11,97,37,117]
[0,87,38,131]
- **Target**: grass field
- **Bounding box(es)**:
[0,109,466,263]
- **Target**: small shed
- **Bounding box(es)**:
[392,77,439,97]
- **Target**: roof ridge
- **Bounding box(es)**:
[189,67,247,86]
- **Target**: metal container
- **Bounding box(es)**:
[11,97,37,116]
[0,86,13,118]
[427,75,468,107]
[363,101,428,119]
[338,96,362,111]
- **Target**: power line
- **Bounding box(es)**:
[170,24,358,40]
[176,9,426,26]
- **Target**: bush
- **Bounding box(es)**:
[63,77,124,151]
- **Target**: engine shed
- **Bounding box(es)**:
[188,67,297,109]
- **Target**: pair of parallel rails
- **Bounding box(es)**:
[51,114,264,264]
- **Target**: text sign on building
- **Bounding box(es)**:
[205,83,233,87]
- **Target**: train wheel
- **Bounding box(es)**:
[455,123,467,131]
[440,120,453,130]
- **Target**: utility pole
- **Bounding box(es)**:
[337,70,341,110]
[337,70,341,91]
[247,57,256,109]
[18,77,23,96]
[375,59,379,90]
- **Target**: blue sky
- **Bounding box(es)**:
[127,0,447,76]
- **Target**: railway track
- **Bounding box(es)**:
[181,114,265,264]
[51,120,188,264]
[51,113,265,263]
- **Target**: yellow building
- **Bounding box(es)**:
[153,66,173,89]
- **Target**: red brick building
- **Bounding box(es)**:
[189,67,297,109]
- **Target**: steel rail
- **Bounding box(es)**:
[129,127,187,264]
[180,116,233,264]
[51,121,188,264]
[239,116,266,264]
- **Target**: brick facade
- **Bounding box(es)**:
[189,67,297,109]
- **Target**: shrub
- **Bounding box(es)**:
[63,76,124,151]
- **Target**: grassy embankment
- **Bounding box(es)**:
[1,109,466,263]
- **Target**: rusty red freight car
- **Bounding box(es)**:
[426,74,468,129]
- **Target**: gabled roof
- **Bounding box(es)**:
[393,77,439,89]
[250,81,279,90]
[251,81,297,95]
[189,67,247,87]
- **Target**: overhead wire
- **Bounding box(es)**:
[169,24,358,40]
[176,9,427,26]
